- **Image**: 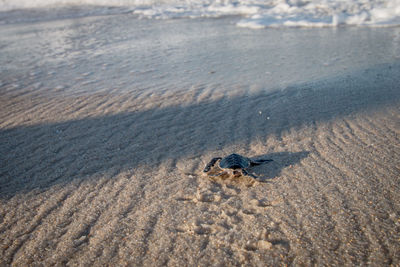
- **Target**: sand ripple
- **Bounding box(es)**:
[1,62,400,265]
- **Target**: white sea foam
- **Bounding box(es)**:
[0,0,399,28]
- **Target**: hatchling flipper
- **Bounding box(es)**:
[242,169,257,178]
[250,159,273,166]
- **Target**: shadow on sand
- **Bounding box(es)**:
[250,151,310,182]
[0,63,399,198]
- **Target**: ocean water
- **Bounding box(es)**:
[1,1,399,97]
[0,0,399,28]
[1,12,399,98]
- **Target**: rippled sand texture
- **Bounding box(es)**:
[1,15,400,266]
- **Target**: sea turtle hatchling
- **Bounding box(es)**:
[203,153,273,178]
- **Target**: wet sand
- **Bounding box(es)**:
[1,14,400,266]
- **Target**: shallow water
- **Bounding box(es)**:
[1,14,400,99]
[1,0,400,27]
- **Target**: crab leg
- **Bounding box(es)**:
[203,157,222,172]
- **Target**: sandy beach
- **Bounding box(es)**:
[1,13,400,266]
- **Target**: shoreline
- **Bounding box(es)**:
[1,14,400,266]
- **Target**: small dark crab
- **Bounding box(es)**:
[203,153,273,178]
